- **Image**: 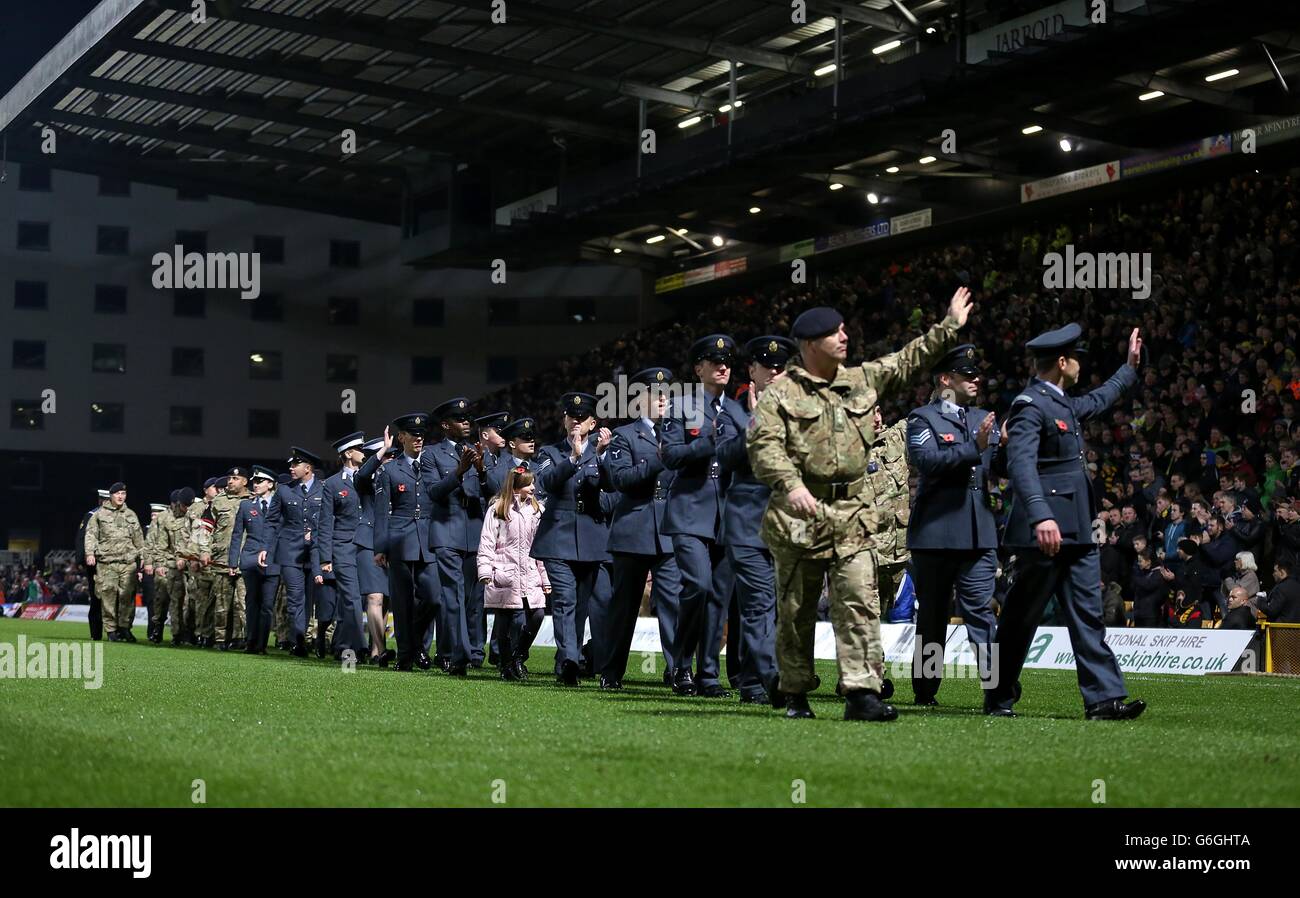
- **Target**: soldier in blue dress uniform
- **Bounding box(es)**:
[532,392,614,686]
[905,344,1000,704]
[595,367,683,688]
[372,413,441,672]
[986,324,1147,720]
[266,446,325,657]
[354,435,395,665]
[229,465,281,654]
[315,431,367,665]
[660,335,746,697]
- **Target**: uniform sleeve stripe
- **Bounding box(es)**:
[909,430,932,446]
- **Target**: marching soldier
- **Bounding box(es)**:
[229,466,280,654]
[142,502,170,643]
[212,467,250,651]
[271,473,293,650]
[146,492,183,644]
[660,335,746,697]
[169,487,199,645]
[140,503,164,639]
[373,413,441,671]
[355,435,395,665]
[748,288,972,721]
[188,476,225,648]
[905,344,1000,705]
[532,392,614,686]
[423,398,482,675]
[266,448,326,658]
[716,337,795,704]
[83,482,145,642]
[316,432,367,665]
[76,489,109,641]
[986,324,1147,720]
[596,367,683,688]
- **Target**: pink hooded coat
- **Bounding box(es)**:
[476,498,550,610]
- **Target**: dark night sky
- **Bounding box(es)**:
[0,1,103,97]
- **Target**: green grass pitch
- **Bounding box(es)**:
[1,618,1297,807]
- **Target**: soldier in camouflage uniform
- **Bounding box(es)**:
[747,287,972,722]
[211,467,251,651]
[165,488,197,644]
[867,409,912,620]
[188,477,225,648]
[144,500,175,643]
[83,482,145,642]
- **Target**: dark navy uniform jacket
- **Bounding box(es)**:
[423,439,483,553]
[715,404,768,549]
[484,453,547,504]
[1003,365,1137,548]
[76,508,95,559]
[314,469,362,577]
[373,453,436,562]
[602,419,675,555]
[906,399,999,551]
[531,441,613,562]
[353,452,384,552]
[229,496,280,574]
[660,393,746,539]
[266,478,324,567]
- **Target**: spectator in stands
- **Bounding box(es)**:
[1131,551,1171,627]
[1221,586,1258,630]
[1260,559,1300,623]
[1222,551,1261,603]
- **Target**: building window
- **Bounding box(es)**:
[413,297,444,327]
[248,409,280,438]
[329,239,360,268]
[176,229,208,254]
[488,299,519,326]
[174,290,205,318]
[17,221,50,251]
[89,402,125,434]
[14,281,48,310]
[411,356,443,384]
[96,225,129,256]
[11,458,42,490]
[99,176,131,197]
[249,350,283,380]
[12,340,45,370]
[11,400,44,431]
[170,406,203,436]
[328,296,359,326]
[253,235,284,264]
[486,356,517,383]
[250,293,283,322]
[177,186,208,201]
[325,412,357,439]
[326,353,358,383]
[18,164,51,192]
[92,343,126,375]
[95,284,127,314]
[566,298,597,323]
[171,347,204,377]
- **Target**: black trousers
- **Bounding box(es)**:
[87,575,103,641]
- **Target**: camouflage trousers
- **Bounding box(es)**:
[212,572,247,644]
[273,579,289,644]
[874,555,909,623]
[150,569,183,634]
[94,561,139,634]
[770,545,882,694]
[191,567,221,639]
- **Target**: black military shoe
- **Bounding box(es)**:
[231,639,246,651]
[511,659,529,681]
[469,659,484,669]
[557,659,581,686]
[879,678,894,701]
[107,632,122,643]
[662,669,673,687]
[396,658,414,672]
[148,631,163,645]
[438,656,452,673]
[740,692,769,705]
[983,702,1016,718]
[1085,698,1147,721]
[784,694,815,719]
[914,697,939,706]
[217,641,230,652]
[598,676,623,691]
[290,639,309,658]
[447,663,468,677]
[122,631,138,644]
[844,690,898,722]
[415,652,433,671]
[488,650,500,668]
[671,667,697,696]
[698,684,732,698]
[501,663,520,681]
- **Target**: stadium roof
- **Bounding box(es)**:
[3,0,1299,267]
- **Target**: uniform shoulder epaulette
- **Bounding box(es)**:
[1012,393,1034,405]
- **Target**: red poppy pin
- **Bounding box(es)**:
[340,490,348,498]
[688,428,701,437]
[1055,419,1069,432]
[250,509,258,517]
[941,433,955,443]
[398,484,407,492]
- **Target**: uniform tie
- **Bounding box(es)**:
[260,498,268,514]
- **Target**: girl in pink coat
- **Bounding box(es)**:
[477,466,551,680]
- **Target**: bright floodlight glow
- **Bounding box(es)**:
[1022,124,1043,135]
[677,116,702,129]
[646,234,666,244]
[1139,90,1165,101]
[866,193,880,204]
[711,235,724,247]
[872,40,902,54]
[918,155,936,164]
[885,165,900,173]
[1204,69,1239,82]
[814,64,837,77]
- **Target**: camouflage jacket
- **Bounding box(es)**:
[184,498,210,560]
[867,419,911,564]
[748,315,959,556]
[83,501,144,565]
[146,510,177,569]
[208,489,248,557]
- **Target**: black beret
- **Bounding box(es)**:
[790,307,844,340]
[203,477,225,490]
[177,487,196,505]
[108,481,126,493]
[226,466,252,478]
[168,489,180,504]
